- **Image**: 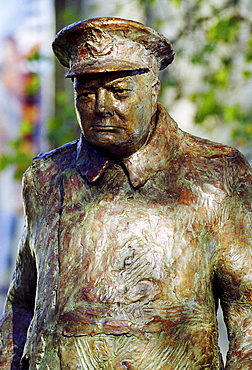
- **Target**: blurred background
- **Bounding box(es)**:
[0,0,252,363]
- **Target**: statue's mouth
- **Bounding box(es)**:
[91,125,123,132]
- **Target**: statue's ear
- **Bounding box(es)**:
[151,80,161,113]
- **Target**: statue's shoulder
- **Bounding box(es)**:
[179,130,252,195]
[21,140,79,215]
[181,130,250,168]
[181,130,237,159]
[23,139,79,185]
[34,139,79,166]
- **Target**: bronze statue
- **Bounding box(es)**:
[1,17,252,369]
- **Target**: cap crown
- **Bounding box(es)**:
[52,17,174,76]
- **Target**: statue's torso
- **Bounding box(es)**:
[30,163,224,369]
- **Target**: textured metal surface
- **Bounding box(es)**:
[1,104,252,368]
[1,17,252,369]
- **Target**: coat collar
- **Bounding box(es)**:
[75,103,181,188]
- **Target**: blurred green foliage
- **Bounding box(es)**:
[47,91,79,148]
[0,120,36,180]
[246,39,252,62]
[1,0,252,181]
[167,2,252,149]
[139,0,157,6]
[193,91,223,124]
[144,0,252,150]
[207,17,240,44]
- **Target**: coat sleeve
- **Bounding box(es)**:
[216,154,252,369]
[0,172,37,369]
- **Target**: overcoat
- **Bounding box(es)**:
[1,104,252,369]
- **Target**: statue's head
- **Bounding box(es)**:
[52,17,174,159]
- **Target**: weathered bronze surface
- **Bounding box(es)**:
[1,17,252,369]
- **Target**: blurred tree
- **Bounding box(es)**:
[47,0,83,148]
[1,0,252,180]
[142,0,252,157]
[50,0,252,155]
[0,47,43,180]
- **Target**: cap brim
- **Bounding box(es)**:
[65,59,150,77]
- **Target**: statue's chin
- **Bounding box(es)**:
[86,134,144,160]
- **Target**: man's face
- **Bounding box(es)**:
[74,71,160,159]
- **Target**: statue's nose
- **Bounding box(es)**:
[95,88,114,117]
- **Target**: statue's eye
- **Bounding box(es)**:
[114,88,126,93]
[77,92,95,99]
[110,87,132,98]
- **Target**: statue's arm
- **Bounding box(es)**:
[0,175,37,369]
[216,196,252,369]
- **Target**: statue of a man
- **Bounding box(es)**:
[1,17,252,370]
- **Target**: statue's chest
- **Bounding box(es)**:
[78,200,173,306]
[58,178,217,310]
